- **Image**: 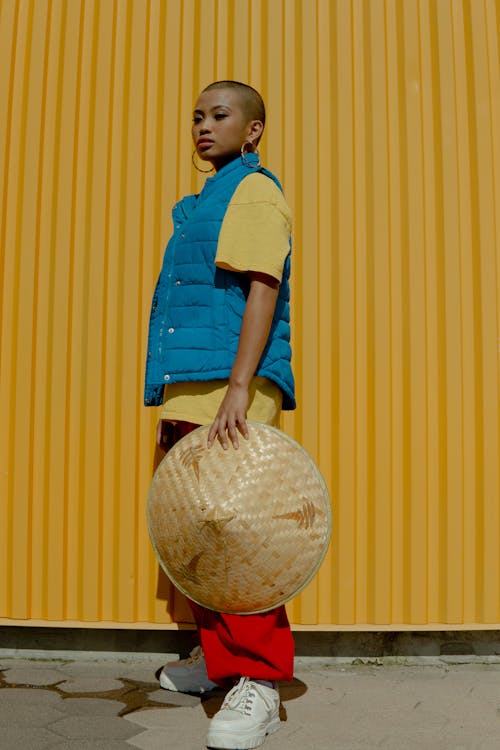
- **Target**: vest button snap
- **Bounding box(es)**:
[164,374,170,381]
[168,327,174,333]
[175,280,181,285]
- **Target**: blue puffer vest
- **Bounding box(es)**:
[144,154,296,410]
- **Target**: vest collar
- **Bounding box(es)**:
[172,153,260,223]
[204,152,260,185]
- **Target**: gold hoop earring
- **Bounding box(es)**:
[241,141,261,168]
[192,149,214,173]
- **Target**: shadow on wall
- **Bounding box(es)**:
[2,627,500,658]
[292,630,500,658]
[151,435,196,626]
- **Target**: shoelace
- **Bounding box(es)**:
[221,677,256,716]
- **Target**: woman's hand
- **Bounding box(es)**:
[207,382,249,449]
[207,271,279,450]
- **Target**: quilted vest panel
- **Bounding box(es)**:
[144,154,295,410]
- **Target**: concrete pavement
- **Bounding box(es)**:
[1,655,500,749]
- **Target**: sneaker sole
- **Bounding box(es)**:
[159,670,217,694]
[159,672,180,691]
[206,717,280,749]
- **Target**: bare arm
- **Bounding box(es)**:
[207,271,279,449]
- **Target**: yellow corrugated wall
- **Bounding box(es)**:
[1,0,499,629]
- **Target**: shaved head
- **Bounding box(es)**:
[201,81,266,127]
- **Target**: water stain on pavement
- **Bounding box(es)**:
[0,667,194,717]
[0,664,307,723]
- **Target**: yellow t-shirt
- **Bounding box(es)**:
[159,172,292,426]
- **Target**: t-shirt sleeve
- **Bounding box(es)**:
[215,172,292,282]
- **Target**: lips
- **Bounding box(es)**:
[197,139,214,149]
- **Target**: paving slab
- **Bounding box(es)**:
[58,677,125,693]
[126,725,208,750]
[0,687,64,705]
[58,697,127,716]
[115,665,162,684]
[124,704,213,749]
[126,729,171,750]
[0,702,65,727]
[3,667,66,685]
[52,742,139,750]
[50,716,141,740]
[146,687,200,707]
[0,726,61,750]
[125,706,195,729]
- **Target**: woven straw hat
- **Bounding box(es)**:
[147,421,332,614]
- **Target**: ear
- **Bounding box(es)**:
[247,119,264,144]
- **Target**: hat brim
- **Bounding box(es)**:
[147,421,332,614]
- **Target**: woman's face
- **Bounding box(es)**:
[192,88,262,171]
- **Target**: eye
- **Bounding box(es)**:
[192,116,202,124]
[214,113,228,120]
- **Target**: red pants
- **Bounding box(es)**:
[158,420,295,685]
[189,600,294,686]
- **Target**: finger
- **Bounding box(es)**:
[236,417,249,441]
[217,422,229,450]
[207,420,219,448]
[227,422,239,450]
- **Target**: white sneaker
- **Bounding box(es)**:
[206,677,280,749]
[159,646,217,693]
